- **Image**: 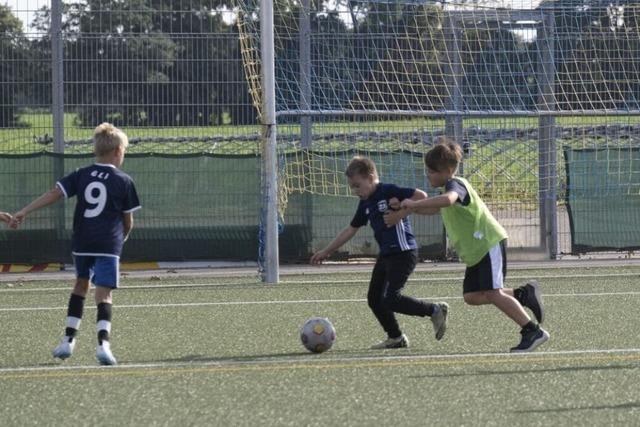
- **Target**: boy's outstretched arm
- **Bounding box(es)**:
[310,225,359,265]
[10,186,64,229]
[401,191,458,213]
[123,212,134,242]
[384,188,437,227]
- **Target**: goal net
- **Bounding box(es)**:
[236,0,640,257]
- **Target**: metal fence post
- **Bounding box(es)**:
[444,12,464,173]
[300,0,312,149]
[299,0,314,256]
[537,11,558,258]
[444,13,464,259]
[51,0,66,244]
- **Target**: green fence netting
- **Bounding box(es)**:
[564,146,640,253]
[0,152,444,263]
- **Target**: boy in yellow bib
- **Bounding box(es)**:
[385,139,549,352]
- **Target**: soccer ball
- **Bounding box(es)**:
[300,317,336,353]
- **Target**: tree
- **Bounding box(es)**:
[148,0,253,125]
[0,5,28,127]
[30,0,255,126]
[541,0,640,111]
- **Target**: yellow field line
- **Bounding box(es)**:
[2,352,639,381]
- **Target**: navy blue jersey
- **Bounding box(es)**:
[57,163,141,257]
[350,183,417,256]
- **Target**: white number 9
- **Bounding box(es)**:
[84,181,107,218]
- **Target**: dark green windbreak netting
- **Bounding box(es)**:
[0,152,444,263]
[564,147,640,253]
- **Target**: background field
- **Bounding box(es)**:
[1,264,639,426]
[4,113,640,154]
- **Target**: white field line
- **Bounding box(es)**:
[0,272,638,293]
[2,290,640,312]
[1,347,639,375]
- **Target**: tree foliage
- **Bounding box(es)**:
[30,0,254,126]
[0,4,28,127]
[7,0,640,127]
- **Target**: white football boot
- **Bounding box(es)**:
[52,337,76,360]
[370,334,409,349]
[96,341,117,366]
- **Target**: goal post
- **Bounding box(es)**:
[260,0,279,283]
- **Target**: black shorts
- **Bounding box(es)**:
[463,240,507,294]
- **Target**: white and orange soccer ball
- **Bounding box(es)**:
[300,317,336,353]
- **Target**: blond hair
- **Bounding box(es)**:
[345,156,379,180]
[424,137,463,172]
[93,122,129,157]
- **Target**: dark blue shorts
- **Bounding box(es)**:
[74,255,119,289]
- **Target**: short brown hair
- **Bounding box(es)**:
[345,156,378,180]
[424,137,463,172]
[93,122,129,157]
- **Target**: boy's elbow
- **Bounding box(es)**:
[412,189,428,200]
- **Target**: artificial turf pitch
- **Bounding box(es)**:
[1,265,640,426]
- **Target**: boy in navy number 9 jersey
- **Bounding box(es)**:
[11,123,140,365]
[310,157,449,349]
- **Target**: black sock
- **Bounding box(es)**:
[96,303,112,345]
[513,287,525,305]
[522,321,538,332]
[65,294,85,341]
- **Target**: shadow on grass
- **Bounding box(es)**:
[408,363,638,379]
[155,352,310,363]
[514,401,640,413]
[136,349,368,365]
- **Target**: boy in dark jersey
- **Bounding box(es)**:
[311,156,449,349]
[385,139,548,352]
[11,123,141,365]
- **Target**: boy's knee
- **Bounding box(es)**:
[72,279,90,297]
[94,286,113,304]
[463,292,483,305]
[382,291,402,310]
[484,289,504,303]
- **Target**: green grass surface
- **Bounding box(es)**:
[1,266,640,425]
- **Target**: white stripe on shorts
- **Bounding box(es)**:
[488,243,504,290]
[395,221,410,251]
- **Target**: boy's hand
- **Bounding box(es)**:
[310,249,330,265]
[9,210,26,229]
[388,197,400,211]
[0,212,12,224]
[400,199,417,210]
[384,209,405,227]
